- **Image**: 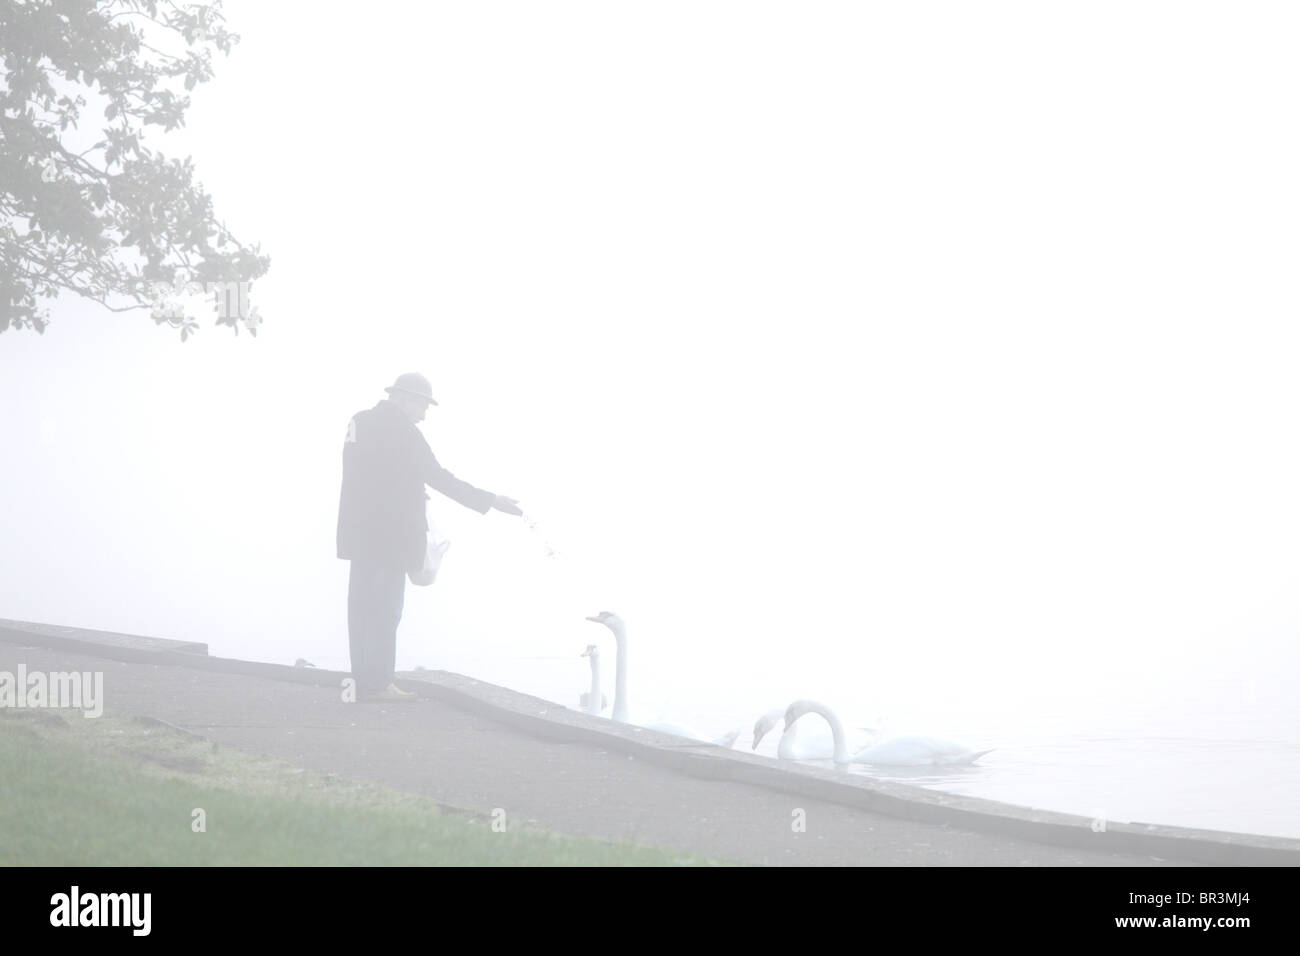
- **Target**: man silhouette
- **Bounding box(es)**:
[337,372,523,701]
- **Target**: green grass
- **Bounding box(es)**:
[0,709,718,866]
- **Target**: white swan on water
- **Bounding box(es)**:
[586,611,741,748]
[752,708,882,761]
[784,699,993,766]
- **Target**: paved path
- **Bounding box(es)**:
[0,644,1171,866]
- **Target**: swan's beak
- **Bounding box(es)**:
[585,615,602,623]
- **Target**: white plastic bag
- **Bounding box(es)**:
[409,518,450,587]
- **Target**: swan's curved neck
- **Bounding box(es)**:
[800,701,849,763]
[608,620,629,723]
[586,651,601,716]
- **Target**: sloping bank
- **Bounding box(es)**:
[2,617,1296,866]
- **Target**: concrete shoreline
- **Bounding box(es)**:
[2,616,1297,866]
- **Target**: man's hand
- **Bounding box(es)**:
[491,495,523,516]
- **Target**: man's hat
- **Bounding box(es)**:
[385,372,438,406]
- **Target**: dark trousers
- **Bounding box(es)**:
[347,561,407,696]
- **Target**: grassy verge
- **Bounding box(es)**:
[0,709,718,866]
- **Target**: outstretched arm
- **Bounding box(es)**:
[422,447,521,516]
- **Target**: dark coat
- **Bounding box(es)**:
[337,399,495,572]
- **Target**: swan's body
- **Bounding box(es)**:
[579,644,607,715]
[752,708,881,761]
[851,735,989,766]
[586,611,740,748]
[784,699,992,767]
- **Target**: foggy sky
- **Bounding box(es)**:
[3,1,1299,734]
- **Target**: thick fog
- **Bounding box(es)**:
[3,2,1298,836]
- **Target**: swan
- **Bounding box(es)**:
[585,611,740,748]
[579,644,608,715]
[784,699,993,766]
[752,708,882,761]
